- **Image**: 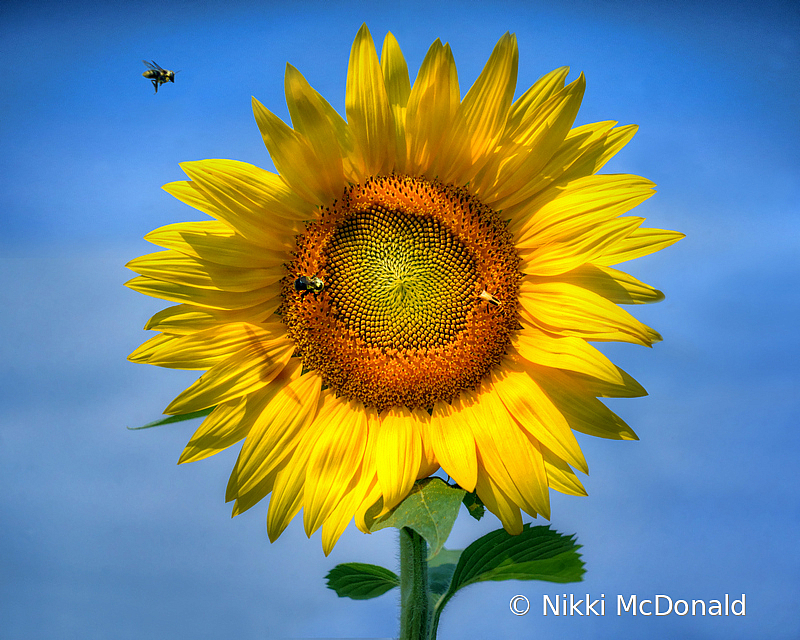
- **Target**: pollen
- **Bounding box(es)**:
[281,175,520,411]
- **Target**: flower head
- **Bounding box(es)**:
[127,25,683,554]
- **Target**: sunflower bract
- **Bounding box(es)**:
[126,24,683,555]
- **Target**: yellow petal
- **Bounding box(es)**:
[375,407,422,513]
[405,39,459,176]
[533,263,665,305]
[304,399,368,536]
[475,467,523,534]
[479,75,585,207]
[575,367,647,399]
[490,366,588,475]
[353,409,384,533]
[525,363,640,439]
[185,159,311,222]
[381,31,411,174]
[434,32,518,185]
[160,179,242,236]
[519,280,662,346]
[144,221,291,269]
[231,464,281,517]
[281,70,358,183]
[412,408,439,478]
[125,275,281,311]
[346,24,395,177]
[381,32,411,108]
[180,396,249,464]
[252,97,343,206]
[545,123,639,192]
[320,477,363,556]
[429,400,478,491]
[227,367,321,497]
[126,249,282,292]
[284,64,346,194]
[265,388,339,541]
[320,413,380,554]
[178,376,295,464]
[505,66,570,137]
[511,174,655,246]
[164,339,293,414]
[594,228,685,265]
[512,327,624,385]
[354,480,382,534]
[129,321,286,370]
[518,216,644,276]
[466,387,550,518]
[540,445,587,496]
[167,161,307,247]
[266,456,306,542]
[143,301,280,335]
[127,333,173,365]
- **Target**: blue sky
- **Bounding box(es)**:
[1,0,798,638]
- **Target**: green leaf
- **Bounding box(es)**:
[367,478,465,558]
[462,491,485,521]
[126,407,214,430]
[429,525,584,636]
[449,524,584,590]
[428,548,463,597]
[325,562,399,600]
[428,547,464,568]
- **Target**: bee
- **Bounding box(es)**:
[478,289,502,306]
[142,60,176,93]
[294,275,325,298]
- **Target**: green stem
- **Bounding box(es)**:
[399,527,431,640]
[429,591,451,639]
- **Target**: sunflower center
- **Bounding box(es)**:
[281,175,520,412]
[325,210,476,350]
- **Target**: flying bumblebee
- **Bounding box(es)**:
[142,60,176,93]
[294,275,325,298]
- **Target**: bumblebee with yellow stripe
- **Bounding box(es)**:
[142,60,176,94]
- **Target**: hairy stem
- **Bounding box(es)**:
[399,527,431,639]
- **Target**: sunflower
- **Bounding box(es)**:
[127,25,682,555]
